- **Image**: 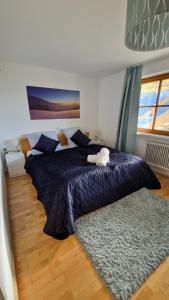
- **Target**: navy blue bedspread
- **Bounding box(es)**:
[25,144,160,239]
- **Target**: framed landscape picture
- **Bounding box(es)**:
[26,86,80,119]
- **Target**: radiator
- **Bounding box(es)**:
[145,142,169,170]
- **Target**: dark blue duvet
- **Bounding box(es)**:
[25,144,160,239]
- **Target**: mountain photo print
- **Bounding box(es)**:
[26,86,80,119]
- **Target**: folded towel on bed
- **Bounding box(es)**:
[87,154,98,163]
[96,155,109,167]
[96,148,110,167]
[87,148,110,166]
[99,148,110,158]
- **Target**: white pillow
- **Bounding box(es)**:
[61,127,78,148]
[62,145,70,150]
[27,149,42,157]
[55,143,63,151]
[27,143,63,156]
[26,131,57,148]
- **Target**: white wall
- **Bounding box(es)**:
[2,57,169,151]
[0,62,99,147]
[98,71,125,146]
[0,157,18,300]
[143,56,169,79]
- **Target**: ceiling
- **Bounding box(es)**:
[1,0,169,77]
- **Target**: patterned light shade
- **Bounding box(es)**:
[125,0,169,51]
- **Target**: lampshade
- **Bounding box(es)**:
[125,0,169,51]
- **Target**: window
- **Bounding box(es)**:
[137,73,169,136]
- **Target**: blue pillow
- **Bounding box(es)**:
[33,134,59,154]
[70,129,91,146]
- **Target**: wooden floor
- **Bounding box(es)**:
[7,173,169,300]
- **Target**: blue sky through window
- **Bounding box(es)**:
[138,79,169,131]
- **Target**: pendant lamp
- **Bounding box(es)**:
[125,0,169,51]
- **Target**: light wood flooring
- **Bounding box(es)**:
[7,173,169,300]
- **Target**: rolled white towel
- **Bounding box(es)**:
[87,148,110,166]
[87,154,98,163]
[96,148,110,167]
[99,148,110,158]
[96,154,109,167]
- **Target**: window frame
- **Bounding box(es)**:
[137,72,169,137]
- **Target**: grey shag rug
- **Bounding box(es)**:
[75,188,169,300]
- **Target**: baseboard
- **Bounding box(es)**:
[0,158,19,300]
[148,163,169,178]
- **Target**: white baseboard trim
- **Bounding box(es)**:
[149,164,169,178]
[0,158,18,300]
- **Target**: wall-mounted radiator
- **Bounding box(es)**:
[145,142,169,170]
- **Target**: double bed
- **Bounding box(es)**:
[25,144,160,239]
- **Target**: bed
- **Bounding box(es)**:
[25,144,160,239]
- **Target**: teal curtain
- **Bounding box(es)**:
[115,65,142,154]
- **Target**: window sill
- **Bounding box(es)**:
[136,132,169,140]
